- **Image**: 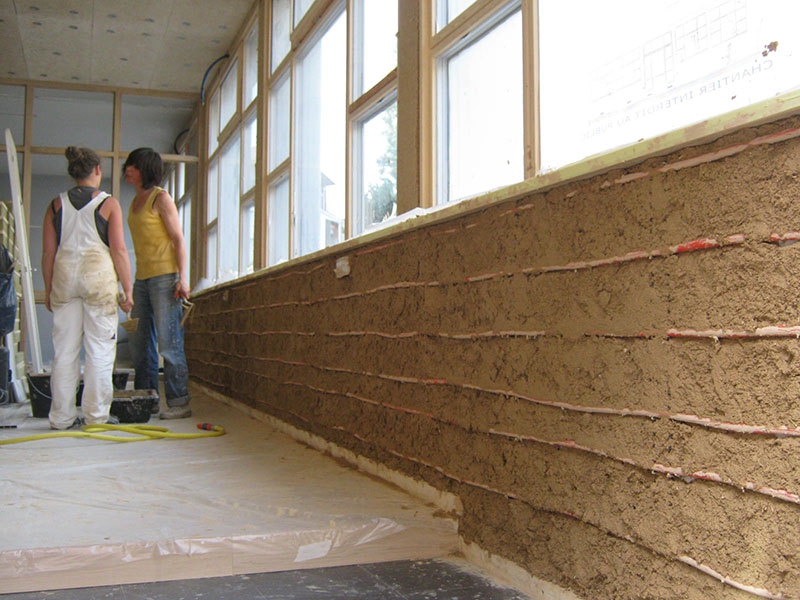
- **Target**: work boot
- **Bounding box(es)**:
[68,417,85,429]
[159,405,191,420]
[50,417,85,430]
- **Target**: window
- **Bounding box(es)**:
[272,0,292,72]
[268,176,291,266]
[176,162,185,201]
[267,69,291,266]
[205,16,258,280]
[437,6,523,204]
[178,197,192,284]
[241,200,255,275]
[243,26,259,108]
[206,157,219,281]
[351,0,398,236]
[353,0,398,97]
[294,9,347,256]
[208,90,221,156]
[269,73,291,170]
[218,132,241,282]
[220,60,239,131]
[354,100,397,234]
[243,113,257,193]
[436,0,478,31]
[207,160,219,225]
[206,227,218,284]
[539,0,800,172]
[195,0,800,289]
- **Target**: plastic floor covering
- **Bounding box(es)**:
[0,382,462,596]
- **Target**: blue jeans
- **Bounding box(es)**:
[129,273,190,407]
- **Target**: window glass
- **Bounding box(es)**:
[269,73,291,170]
[207,225,218,281]
[218,132,241,282]
[436,0,477,31]
[272,0,292,72]
[167,171,176,199]
[207,159,219,223]
[32,89,113,149]
[179,197,192,283]
[243,114,257,193]
[176,162,185,200]
[268,176,291,266]
[208,90,221,156]
[294,0,314,26]
[0,85,25,144]
[220,59,239,130]
[441,9,523,203]
[121,96,194,154]
[354,0,398,97]
[294,11,346,256]
[355,101,397,234]
[244,26,259,107]
[241,200,255,274]
[539,0,800,172]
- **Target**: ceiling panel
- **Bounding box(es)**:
[1,0,254,93]
[0,1,27,78]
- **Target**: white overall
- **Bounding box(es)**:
[49,191,119,429]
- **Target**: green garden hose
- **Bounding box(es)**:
[0,422,225,445]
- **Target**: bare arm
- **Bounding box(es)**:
[102,197,134,313]
[153,190,189,300]
[41,198,59,312]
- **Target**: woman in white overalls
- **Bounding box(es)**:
[42,147,134,430]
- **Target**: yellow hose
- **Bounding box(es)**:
[0,423,225,445]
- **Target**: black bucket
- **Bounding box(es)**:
[28,371,131,418]
[110,389,159,423]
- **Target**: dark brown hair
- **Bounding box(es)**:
[65,146,101,180]
[122,147,163,189]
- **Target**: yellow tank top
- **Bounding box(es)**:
[128,186,179,280]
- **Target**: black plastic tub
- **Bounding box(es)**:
[110,389,158,423]
[28,371,131,418]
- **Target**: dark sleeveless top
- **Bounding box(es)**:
[52,186,109,246]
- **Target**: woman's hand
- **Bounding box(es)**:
[118,291,133,314]
[174,279,190,301]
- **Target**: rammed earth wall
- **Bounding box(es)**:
[185,115,800,600]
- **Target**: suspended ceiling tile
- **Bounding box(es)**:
[13,0,93,18]
[0,3,26,78]
[170,0,254,37]
[4,0,253,93]
[17,14,92,83]
[91,30,160,87]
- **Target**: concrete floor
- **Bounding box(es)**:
[6,558,532,599]
[0,381,486,597]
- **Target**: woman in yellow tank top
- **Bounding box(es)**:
[123,148,191,419]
